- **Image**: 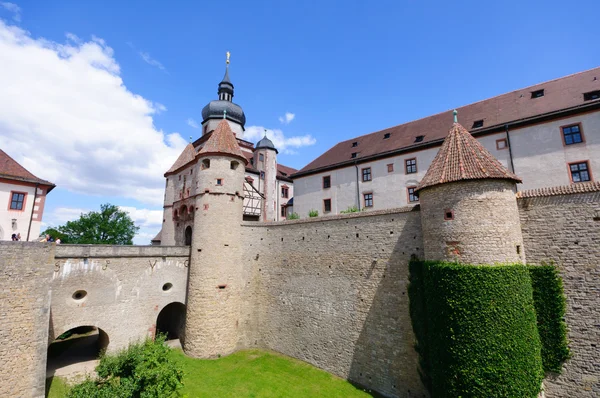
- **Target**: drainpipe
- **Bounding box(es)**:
[354,161,361,210]
[505,124,515,174]
[26,183,39,241]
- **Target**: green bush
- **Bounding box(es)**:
[287,212,299,220]
[409,260,543,398]
[340,206,361,214]
[308,209,318,217]
[528,264,570,373]
[68,334,183,398]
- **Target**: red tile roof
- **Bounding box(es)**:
[166,143,196,174]
[293,67,600,177]
[0,149,55,190]
[197,119,247,163]
[516,181,600,198]
[417,122,521,191]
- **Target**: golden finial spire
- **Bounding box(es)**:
[226,51,230,65]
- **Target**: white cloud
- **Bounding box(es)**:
[278,112,295,124]
[187,118,199,128]
[0,21,187,206]
[119,206,163,228]
[0,2,21,22]
[139,51,167,72]
[245,126,316,155]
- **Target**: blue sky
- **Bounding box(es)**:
[1,1,598,243]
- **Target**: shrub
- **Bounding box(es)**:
[528,264,570,373]
[409,260,544,398]
[68,334,183,398]
[308,209,319,217]
[287,212,299,220]
[340,206,361,214]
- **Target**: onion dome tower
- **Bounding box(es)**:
[416,110,525,265]
[201,52,246,138]
[184,118,248,358]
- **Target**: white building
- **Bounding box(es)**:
[291,67,600,217]
[0,149,55,241]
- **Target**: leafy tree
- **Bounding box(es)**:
[68,334,184,398]
[44,203,139,245]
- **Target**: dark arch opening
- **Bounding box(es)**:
[46,326,109,379]
[156,302,186,342]
[184,226,192,246]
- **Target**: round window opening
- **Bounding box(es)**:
[72,290,87,300]
[162,283,173,292]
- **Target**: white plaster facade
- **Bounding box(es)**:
[0,181,49,241]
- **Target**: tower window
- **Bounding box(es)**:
[405,158,417,174]
[363,193,373,208]
[362,167,372,182]
[260,171,265,179]
[352,142,358,147]
[472,120,484,128]
[216,178,223,186]
[584,90,600,101]
[569,161,591,183]
[531,89,544,98]
[202,159,210,169]
[407,187,419,203]
[384,133,391,139]
[259,153,264,162]
[561,124,584,145]
[323,198,332,213]
[444,209,454,220]
[322,175,331,189]
[351,152,357,158]
[414,135,424,143]
[230,161,239,170]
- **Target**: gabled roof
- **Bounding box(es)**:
[516,180,600,198]
[416,121,521,192]
[293,67,600,178]
[198,119,247,163]
[0,149,55,190]
[151,229,161,243]
[166,143,196,175]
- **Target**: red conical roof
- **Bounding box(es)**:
[165,143,196,175]
[416,122,521,192]
[197,119,247,163]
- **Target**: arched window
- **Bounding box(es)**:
[184,226,192,246]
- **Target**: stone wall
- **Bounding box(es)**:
[519,191,600,397]
[0,242,54,398]
[240,207,426,398]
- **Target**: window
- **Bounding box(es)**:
[496,138,507,150]
[260,171,265,179]
[281,186,289,198]
[323,198,332,212]
[407,187,419,203]
[352,141,358,147]
[387,163,394,173]
[569,161,591,183]
[202,159,210,169]
[444,209,454,220]
[414,135,424,143]
[281,206,287,217]
[363,193,373,207]
[323,175,331,189]
[230,161,239,170]
[405,158,417,174]
[583,90,600,101]
[362,167,372,182]
[531,89,544,98]
[9,192,26,210]
[216,178,223,186]
[472,120,484,128]
[384,133,391,139]
[562,124,584,145]
[351,152,357,158]
[259,153,264,161]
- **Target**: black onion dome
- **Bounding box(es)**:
[256,135,278,153]
[201,100,246,127]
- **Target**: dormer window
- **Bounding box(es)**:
[384,133,391,139]
[531,89,544,98]
[352,142,358,147]
[351,152,357,158]
[472,120,484,128]
[584,90,600,101]
[414,135,424,143]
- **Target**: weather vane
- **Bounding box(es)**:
[226,51,230,65]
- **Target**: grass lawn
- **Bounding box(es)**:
[46,349,375,397]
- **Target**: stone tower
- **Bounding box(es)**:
[416,112,525,265]
[184,119,247,358]
[254,134,278,222]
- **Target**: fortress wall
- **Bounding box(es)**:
[518,192,600,397]
[51,245,190,351]
[0,242,54,398]
[240,207,426,398]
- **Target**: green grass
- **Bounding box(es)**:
[46,376,69,398]
[46,349,374,398]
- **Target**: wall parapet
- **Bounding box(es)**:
[54,244,190,258]
[241,205,419,227]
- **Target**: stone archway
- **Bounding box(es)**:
[46,326,109,379]
[184,226,192,246]
[156,302,186,342]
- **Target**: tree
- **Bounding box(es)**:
[43,204,139,245]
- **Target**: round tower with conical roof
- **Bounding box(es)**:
[183,118,247,358]
[416,111,525,265]
[254,133,278,221]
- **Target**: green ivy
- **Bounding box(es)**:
[409,260,544,398]
[528,264,570,373]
